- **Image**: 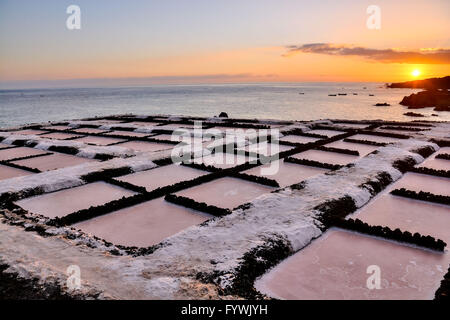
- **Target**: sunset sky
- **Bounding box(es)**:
[0,0,449,88]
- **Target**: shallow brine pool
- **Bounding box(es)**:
[291,149,358,166]
[0,164,32,181]
[243,160,328,187]
[15,182,135,218]
[324,140,379,157]
[390,172,450,197]
[73,135,126,146]
[279,135,321,144]
[11,153,97,171]
[0,147,48,161]
[349,134,403,144]
[11,129,49,135]
[116,164,208,191]
[418,147,450,171]
[104,131,152,138]
[74,198,211,247]
[72,128,109,134]
[238,141,294,156]
[306,129,345,137]
[115,141,174,152]
[255,229,449,300]
[191,152,257,169]
[39,132,83,140]
[176,177,274,210]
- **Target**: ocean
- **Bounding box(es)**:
[0,82,447,128]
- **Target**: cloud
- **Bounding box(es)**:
[283,43,450,64]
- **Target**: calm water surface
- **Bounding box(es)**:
[1,82,447,128]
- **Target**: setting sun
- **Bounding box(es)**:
[411,69,421,77]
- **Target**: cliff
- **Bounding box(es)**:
[387,76,450,90]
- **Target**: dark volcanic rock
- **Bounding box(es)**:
[374,103,390,106]
[400,90,450,111]
[404,112,425,117]
[434,105,450,111]
[387,76,450,90]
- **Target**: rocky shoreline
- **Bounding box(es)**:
[387,76,450,113]
[387,76,450,90]
[400,90,450,111]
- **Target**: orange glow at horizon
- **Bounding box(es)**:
[1,47,449,84]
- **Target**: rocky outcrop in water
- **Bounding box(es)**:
[374,103,390,106]
[403,112,425,118]
[400,90,450,111]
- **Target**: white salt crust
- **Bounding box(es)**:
[0,117,445,299]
